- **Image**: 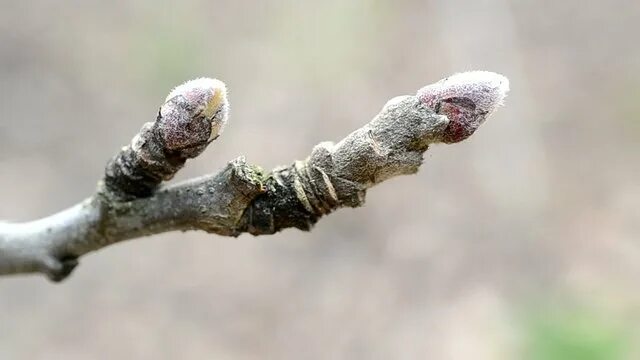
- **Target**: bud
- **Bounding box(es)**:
[417,71,509,143]
[160,78,229,152]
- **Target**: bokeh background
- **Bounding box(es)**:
[1,1,639,359]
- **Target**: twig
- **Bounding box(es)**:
[0,71,509,282]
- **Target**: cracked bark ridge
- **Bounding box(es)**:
[237,96,449,235]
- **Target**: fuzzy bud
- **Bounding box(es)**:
[417,71,509,143]
[160,78,229,153]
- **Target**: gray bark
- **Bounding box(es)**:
[0,72,508,282]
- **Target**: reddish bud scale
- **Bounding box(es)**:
[417,71,509,143]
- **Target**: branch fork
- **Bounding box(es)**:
[0,71,509,281]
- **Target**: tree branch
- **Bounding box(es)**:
[0,71,509,282]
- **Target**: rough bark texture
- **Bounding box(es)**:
[0,72,509,282]
[236,96,446,235]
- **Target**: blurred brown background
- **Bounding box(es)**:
[1,1,639,359]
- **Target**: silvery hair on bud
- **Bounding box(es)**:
[158,78,229,153]
[163,77,229,140]
[417,71,509,143]
[418,71,509,116]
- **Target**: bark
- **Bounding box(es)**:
[0,72,509,282]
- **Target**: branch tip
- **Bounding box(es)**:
[103,78,230,200]
[417,71,509,143]
[160,78,229,151]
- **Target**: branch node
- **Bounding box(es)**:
[0,71,510,281]
[42,255,79,282]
